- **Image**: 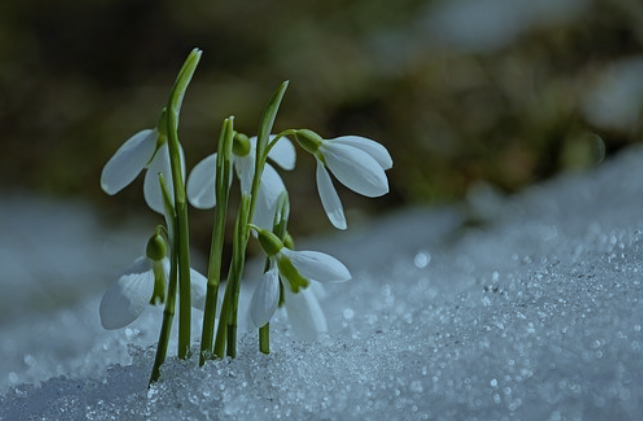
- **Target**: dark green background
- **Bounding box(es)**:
[2,0,641,249]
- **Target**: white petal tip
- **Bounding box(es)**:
[330,218,348,230]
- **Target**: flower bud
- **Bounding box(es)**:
[233,133,251,157]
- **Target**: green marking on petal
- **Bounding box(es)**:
[277,255,310,293]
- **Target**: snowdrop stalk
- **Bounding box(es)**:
[212,81,290,359]
[259,191,290,354]
[165,48,201,359]
[150,174,179,384]
[211,194,250,359]
[199,117,234,366]
[227,194,251,358]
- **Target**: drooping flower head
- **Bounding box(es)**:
[294,129,392,230]
[248,226,351,340]
[186,133,295,229]
[100,110,185,214]
[99,228,207,330]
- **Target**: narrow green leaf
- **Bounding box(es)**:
[168,48,202,128]
[255,81,289,168]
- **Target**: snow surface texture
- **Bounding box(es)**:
[2,146,643,420]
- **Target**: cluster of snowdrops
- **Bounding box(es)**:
[97,49,392,383]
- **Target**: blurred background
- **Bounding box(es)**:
[2,0,643,251]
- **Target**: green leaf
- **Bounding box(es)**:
[255,81,289,166]
[168,48,202,129]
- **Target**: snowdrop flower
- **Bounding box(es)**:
[282,280,328,341]
[99,231,207,330]
[187,134,295,229]
[294,129,392,230]
[100,123,185,214]
[249,227,350,339]
[250,265,329,341]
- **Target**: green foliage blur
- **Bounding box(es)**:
[2,0,642,246]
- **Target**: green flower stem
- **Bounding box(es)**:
[213,81,289,359]
[150,174,179,384]
[258,191,290,354]
[259,324,270,354]
[258,254,273,354]
[228,195,251,358]
[199,117,234,366]
[166,48,202,359]
[212,271,232,359]
[233,82,289,357]
[264,129,297,162]
[150,241,178,384]
[213,194,250,359]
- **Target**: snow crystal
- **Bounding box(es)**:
[2,145,643,420]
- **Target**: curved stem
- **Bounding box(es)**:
[264,129,297,162]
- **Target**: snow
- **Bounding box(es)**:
[2,146,643,420]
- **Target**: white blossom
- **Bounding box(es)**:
[101,129,184,214]
[186,136,295,229]
[249,265,281,329]
[309,135,392,229]
[99,256,207,330]
[282,281,328,341]
[249,244,350,340]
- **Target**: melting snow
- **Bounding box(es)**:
[2,146,643,420]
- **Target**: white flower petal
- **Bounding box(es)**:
[331,136,392,170]
[316,160,347,230]
[187,153,218,209]
[99,257,155,330]
[322,143,389,198]
[267,135,296,170]
[309,280,327,300]
[283,285,328,341]
[144,143,171,214]
[189,267,208,311]
[281,249,351,283]
[101,129,157,195]
[234,154,255,194]
[144,143,185,214]
[253,164,287,230]
[249,267,281,328]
